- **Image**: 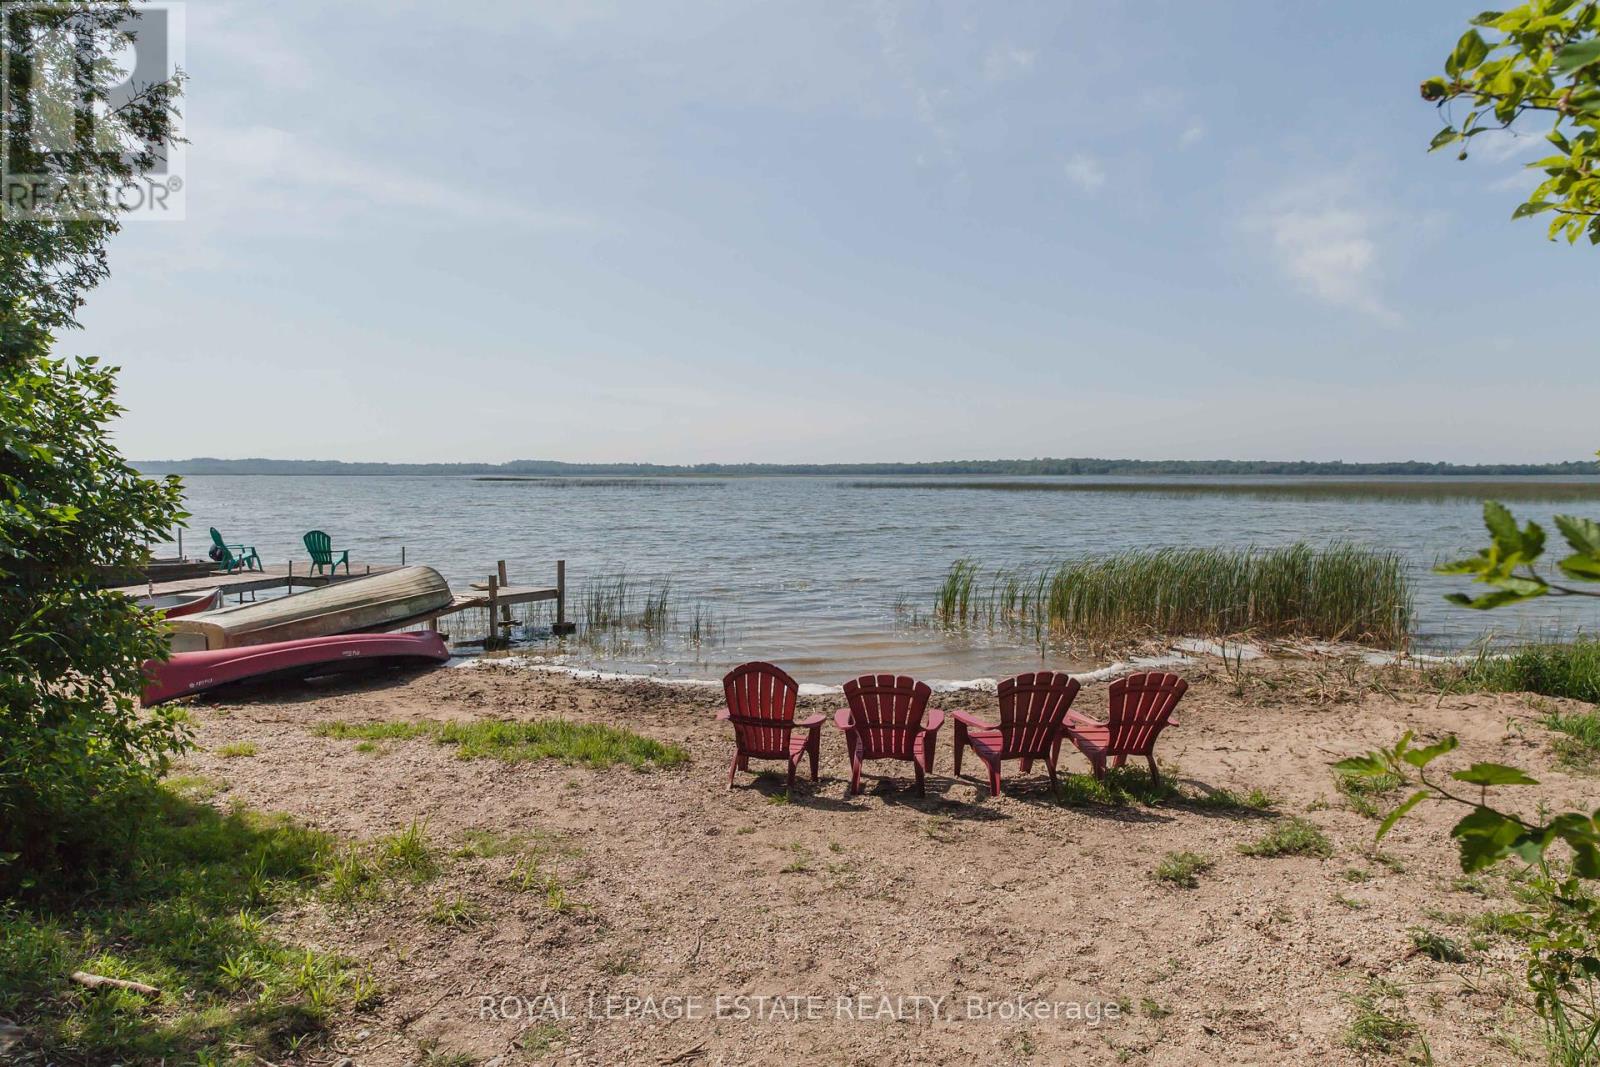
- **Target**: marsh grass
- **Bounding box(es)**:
[927,543,1412,648]
[314,718,688,771]
[843,478,1600,503]
[1455,640,1600,705]
[0,784,370,1065]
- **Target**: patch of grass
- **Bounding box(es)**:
[1342,867,1372,883]
[927,542,1412,648]
[1544,709,1600,769]
[1239,817,1334,859]
[1456,640,1600,705]
[377,820,436,882]
[1343,980,1417,1055]
[353,740,382,755]
[1335,767,1405,820]
[314,718,688,771]
[428,895,484,929]
[1139,998,1171,1020]
[0,784,371,1065]
[215,742,258,759]
[1153,851,1213,889]
[780,845,812,873]
[1333,894,1368,911]
[1055,769,1277,814]
[1409,927,1469,963]
[1467,909,1532,940]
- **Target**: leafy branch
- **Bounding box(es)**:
[1436,500,1600,608]
[1421,2,1600,242]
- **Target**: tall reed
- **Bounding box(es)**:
[929,543,1413,648]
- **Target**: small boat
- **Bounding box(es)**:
[136,588,224,618]
[141,631,450,705]
[166,565,453,653]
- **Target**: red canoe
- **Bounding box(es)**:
[141,631,450,706]
[137,587,224,618]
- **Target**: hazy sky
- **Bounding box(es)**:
[82,1,1596,464]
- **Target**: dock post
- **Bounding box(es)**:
[552,559,576,635]
[288,559,293,590]
[177,528,183,560]
[497,560,512,628]
[484,572,509,650]
[401,546,406,566]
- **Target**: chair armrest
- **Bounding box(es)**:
[1064,710,1102,728]
[950,709,995,731]
[922,708,945,733]
[1167,718,1179,728]
[794,713,825,729]
[831,708,852,731]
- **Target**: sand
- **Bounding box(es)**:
[170,654,1591,1065]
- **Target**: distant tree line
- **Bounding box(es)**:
[132,457,1600,477]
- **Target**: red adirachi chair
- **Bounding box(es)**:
[1060,671,1187,783]
[951,671,1081,797]
[834,674,944,796]
[720,662,823,793]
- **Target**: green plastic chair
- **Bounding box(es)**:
[303,530,351,575]
[209,527,261,574]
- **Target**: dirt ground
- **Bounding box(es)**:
[170,653,1595,1066]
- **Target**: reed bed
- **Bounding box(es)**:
[927,543,1413,648]
[843,479,1600,503]
[475,477,725,489]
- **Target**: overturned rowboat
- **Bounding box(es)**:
[141,631,450,705]
[165,565,453,653]
[137,587,224,618]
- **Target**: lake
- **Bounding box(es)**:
[158,475,1600,684]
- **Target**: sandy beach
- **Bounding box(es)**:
[156,653,1589,1066]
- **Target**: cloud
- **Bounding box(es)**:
[1063,153,1106,192]
[1261,192,1396,322]
[1179,120,1206,147]
[983,44,1036,81]
[202,124,593,232]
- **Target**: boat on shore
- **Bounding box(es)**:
[137,588,224,618]
[165,565,453,652]
[141,631,450,705]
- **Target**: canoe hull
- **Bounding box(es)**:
[166,565,452,652]
[137,588,224,618]
[141,631,450,705]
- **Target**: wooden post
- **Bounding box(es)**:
[497,560,511,628]
[288,559,293,590]
[484,572,508,650]
[177,528,183,560]
[552,558,575,635]
[401,545,406,566]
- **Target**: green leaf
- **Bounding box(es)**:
[1557,553,1600,580]
[1555,514,1600,556]
[1333,754,1391,777]
[1452,806,1525,871]
[1452,762,1539,786]
[1449,30,1491,77]
[1430,126,1461,151]
[1553,39,1600,75]
[1401,735,1459,768]
[1378,790,1431,841]
[1512,200,1558,218]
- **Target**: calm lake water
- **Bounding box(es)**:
[157,475,1600,684]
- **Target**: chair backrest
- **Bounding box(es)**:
[996,671,1081,758]
[208,527,236,564]
[303,530,333,564]
[722,661,800,759]
[843,674,931,759]
[1105,671,1187,754]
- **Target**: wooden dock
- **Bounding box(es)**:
[113,557,574,640]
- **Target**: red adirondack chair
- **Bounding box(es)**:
[834,674,944,795]
[1060,671,1187,783]
[951,671,1082,797]
[719,662,823,793]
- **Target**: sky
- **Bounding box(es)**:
[77,0,1598,465]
